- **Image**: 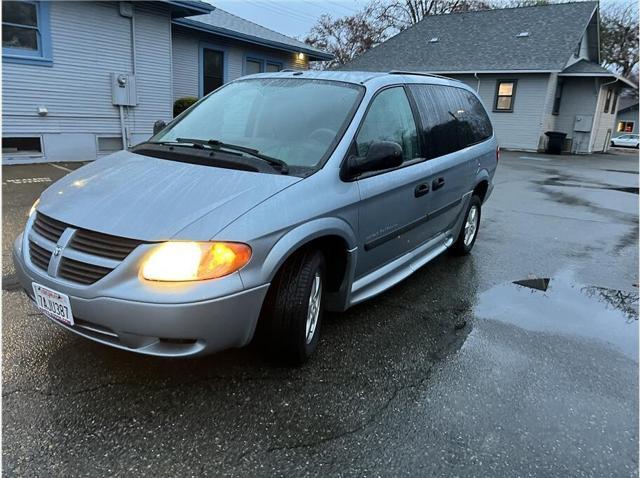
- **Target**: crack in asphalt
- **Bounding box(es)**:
[255,373,433,458]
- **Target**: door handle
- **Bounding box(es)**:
[414,183,429,197]
[432,177,445,191]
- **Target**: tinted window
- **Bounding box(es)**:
[408,84,492,159]
[356,87,419,163]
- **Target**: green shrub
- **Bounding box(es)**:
[173,96,198,117]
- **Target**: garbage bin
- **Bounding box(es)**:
[544,131,567,155]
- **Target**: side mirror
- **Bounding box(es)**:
[153,120,167,136]
[344,141,403,179]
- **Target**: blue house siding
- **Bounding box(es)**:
[2,1,317,164]
[3,1,174,163]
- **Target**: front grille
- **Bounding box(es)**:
[33,213,66,243]
[28,212,145,286]
[69,229,144,261]
[58,257,113,285]
[29,241,52,271]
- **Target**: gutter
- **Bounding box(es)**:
[172,18,334,61]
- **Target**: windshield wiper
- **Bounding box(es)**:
[175,138,289,174]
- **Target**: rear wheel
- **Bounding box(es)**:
[258,249,325,365]
[450,195,481,255]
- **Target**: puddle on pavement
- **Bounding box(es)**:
[475,271,638,361]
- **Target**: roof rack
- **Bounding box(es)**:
[388,70,461,82]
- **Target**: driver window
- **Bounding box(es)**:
[356,87,419,163]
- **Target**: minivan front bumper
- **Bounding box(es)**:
[13,235,269,357]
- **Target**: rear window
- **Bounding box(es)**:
[408,84,493,159]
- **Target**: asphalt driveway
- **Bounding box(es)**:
[2,150,638,476]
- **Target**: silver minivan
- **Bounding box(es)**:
[14,71,498,364]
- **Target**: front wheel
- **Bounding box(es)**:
[258,249,325,365]
[450,195,481,255]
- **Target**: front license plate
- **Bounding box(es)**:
[32,282,74,326]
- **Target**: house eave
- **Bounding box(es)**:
[426,69,560,75]
[558,72,638,88]
[165,1,214,18]
[172,18,334,61]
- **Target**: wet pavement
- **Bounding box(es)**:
[2,151,638,476]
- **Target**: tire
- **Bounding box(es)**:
[258,248,325,365]
[450,195,481,256]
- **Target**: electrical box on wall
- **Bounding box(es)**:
[573,115,593,132]
[111,73,137,106]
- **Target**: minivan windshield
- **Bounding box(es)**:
[152,78,364,169]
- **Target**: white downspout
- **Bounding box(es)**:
[474,72,480,92]
[122,5,137,148]
[119,105,127,149]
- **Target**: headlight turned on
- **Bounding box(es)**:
[141,242,251,281]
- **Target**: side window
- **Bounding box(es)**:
[356,87,419,163]
[455,89,493,146]
[409,84,492,159]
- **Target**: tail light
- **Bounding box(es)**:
[496,147,500,162]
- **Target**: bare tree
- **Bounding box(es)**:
[305,3,395,69]
[305,0,486,67]
[600,2,639,79]
[377,0,490,29]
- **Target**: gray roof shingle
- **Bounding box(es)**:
[618,97,639,113]
[342,2,597,73]
[176,7,333,60]
[560,59,613,75]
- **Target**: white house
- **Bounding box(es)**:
[2,0,332,164]
[342,2,636,154]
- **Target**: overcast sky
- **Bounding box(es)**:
[211,0,634,42]
[211,0,368,40]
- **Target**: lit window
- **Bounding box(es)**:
[494,80,517,112]
[617,121,635,133]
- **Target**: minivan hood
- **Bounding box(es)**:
[38,151,301,241]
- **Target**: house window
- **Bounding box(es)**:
[610,91,619,113]
[97,136,123,153]
[244,57,283,75]
[2,1,52,65]
[603,88,613,113]
[3,136,42,154]
[494,80,517,112]
[552,80,563,115]
[202,48,224,96]
[617,121,635,133]
[245,58,262,75]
